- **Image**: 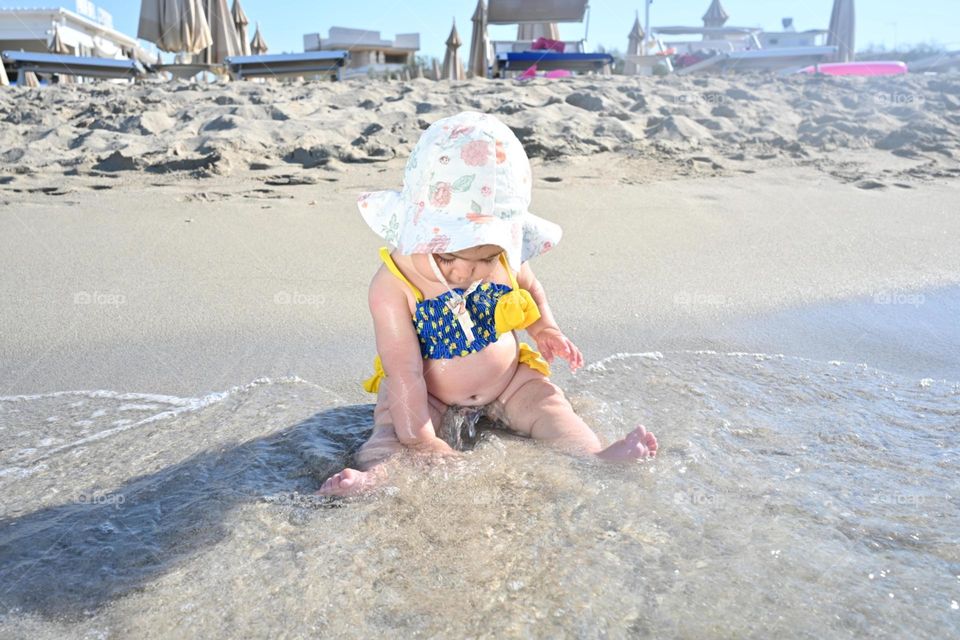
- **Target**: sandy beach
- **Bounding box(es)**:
[3,74,960,395]
[2,74,960,638]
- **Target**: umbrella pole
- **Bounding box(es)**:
[643,0,651,54]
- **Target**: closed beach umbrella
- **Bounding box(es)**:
[442,19,465,81]
[50,25,70,54]
[137,0,213,54]
[250,21,268,55]
[49,25,75,83]
[0,59,9,86]
[431,57,441,80]
[232,0,251,56]
[467,0,491,79]
[827,0,855,63]
[202,0,243,65]
[701,0,729,28]
[518,22,559,42]
[624,12,644,75]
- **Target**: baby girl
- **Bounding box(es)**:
[319,111,656,496]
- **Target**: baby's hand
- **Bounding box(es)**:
[534,327,584,372]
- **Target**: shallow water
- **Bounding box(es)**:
[1,352,958,638]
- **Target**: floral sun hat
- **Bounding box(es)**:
[356,110,561,272]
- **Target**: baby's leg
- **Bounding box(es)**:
[317,386,448,496]
[494,366,657,461]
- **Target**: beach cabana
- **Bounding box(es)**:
[487,0,590,57]
[486,0,613,78]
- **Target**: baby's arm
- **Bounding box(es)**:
[369,272,455,455]
[516,262,584,371]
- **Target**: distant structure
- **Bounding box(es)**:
[760,17,828,48]
[701,0,729,28]
[0,2,155,63]
[303,27,419,78]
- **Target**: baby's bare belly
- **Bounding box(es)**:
[422,332,519,406]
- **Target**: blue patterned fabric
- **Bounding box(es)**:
[415,282,512,359]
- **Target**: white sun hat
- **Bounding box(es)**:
[356,110,561,272]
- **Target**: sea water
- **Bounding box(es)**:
[0,351,958,638]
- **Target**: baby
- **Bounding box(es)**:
[319,111,656,496]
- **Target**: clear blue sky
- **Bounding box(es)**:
[2,0,956,59]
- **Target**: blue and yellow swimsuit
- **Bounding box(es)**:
[363,246,551,393]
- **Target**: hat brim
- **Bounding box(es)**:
[357,189,561,271]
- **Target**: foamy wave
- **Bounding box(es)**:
[7,376,322,467]
[585,352,664,372]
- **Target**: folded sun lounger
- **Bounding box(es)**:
[495,51,613,76]
[224,51,350,81]
[1,50,144,83]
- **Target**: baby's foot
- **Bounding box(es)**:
[316,466,384,497]
[597,425,658,462]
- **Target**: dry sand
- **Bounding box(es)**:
[2,74,960,396]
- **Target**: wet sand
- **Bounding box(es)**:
[2,161,959,397]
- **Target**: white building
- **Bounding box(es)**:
[760,19,828,49]
[0,1,156,64]
[303,27,419,77]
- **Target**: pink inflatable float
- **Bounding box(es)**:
[798,61,908,76]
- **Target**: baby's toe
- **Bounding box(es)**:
[645,432,658,455]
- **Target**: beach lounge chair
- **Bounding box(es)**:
[496,51,613,76]
[675,45,838,75]
[1,51,144,84]
[486,0,613,78]
[224,51,350,81]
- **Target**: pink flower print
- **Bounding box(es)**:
[449,125,474,140]
[439,155,450,165]
[480,185,492,197]
[542,241,553,252]
[430,182,452,207]
[413,200,425,224]
[495,140,506,164]
[413,235,450,254]
[460,140,490,167]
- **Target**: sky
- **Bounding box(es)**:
[1,0,956,61]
